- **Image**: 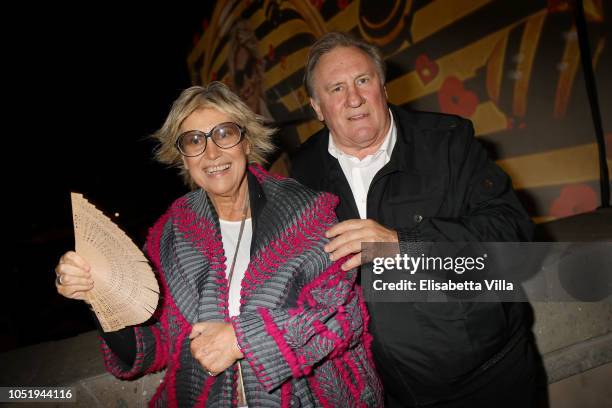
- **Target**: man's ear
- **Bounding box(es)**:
[310,97,325,122]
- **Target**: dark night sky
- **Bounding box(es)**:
[5,6,215,350]
[18,7,211,233]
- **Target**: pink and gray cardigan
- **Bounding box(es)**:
[101,165,383,407]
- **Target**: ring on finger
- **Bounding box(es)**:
[56,274,64,286]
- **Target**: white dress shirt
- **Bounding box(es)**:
[328,110,397,219]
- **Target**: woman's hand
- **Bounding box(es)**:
[55,251,94,302]
[189,321,244,375]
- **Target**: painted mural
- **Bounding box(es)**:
[188,0,611,223]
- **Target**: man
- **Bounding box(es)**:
[290,32,537,407]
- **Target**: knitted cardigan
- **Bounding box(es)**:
[101,165,383,407]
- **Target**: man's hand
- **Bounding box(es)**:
[189,321,243,375]
[325,219,399,270]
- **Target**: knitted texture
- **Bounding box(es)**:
[101,165,383,407]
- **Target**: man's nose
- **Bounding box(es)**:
[346,85,364,108]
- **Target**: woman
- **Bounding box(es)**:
[55,82,383,407]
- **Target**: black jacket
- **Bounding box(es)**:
[291,105,535,406]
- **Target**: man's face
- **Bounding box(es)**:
[310,46,390,158]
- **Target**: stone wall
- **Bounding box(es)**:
[1,302,610,407]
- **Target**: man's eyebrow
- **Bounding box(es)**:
[324,80,346,89]
[322,71,375,90]
[357,70,375,78]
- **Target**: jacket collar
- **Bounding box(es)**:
[378,104,413,175]
[247,168,266,254]
[314,132,360,220]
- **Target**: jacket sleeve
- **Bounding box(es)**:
[94,312,136,367]
[397,119,533,249]
[231,227,364,392]
[100,318,168,380]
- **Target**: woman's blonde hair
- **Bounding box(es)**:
[153,82,275,188]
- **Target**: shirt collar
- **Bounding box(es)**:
[328,108,396,162]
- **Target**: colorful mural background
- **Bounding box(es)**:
[188,0,611,223]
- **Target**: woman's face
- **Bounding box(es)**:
[180,108,250,200]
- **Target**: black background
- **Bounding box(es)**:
[5,5,214,351]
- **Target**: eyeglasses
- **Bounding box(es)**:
[176,122,245,157]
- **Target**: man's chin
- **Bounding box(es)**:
[349,128,379,144]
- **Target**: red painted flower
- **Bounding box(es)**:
[310,0,324,10]
[549,184,598,217]
[438,76,479,118]
[415,54,439,85]
[268,44,276,62]
[338,0,349,10]
[547,0,571,13]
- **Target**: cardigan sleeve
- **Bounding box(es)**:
[100,319,168,380]
[231,222,364,392]
[99,213,174,380]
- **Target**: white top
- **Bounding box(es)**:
[328,109,397,219]
[219,218,252,317]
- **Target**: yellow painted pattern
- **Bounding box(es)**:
[593,37,605,67]
[258,19,314,59]
[472,101,508,136]
[554,27,580,118]
[250,7,266,28]
[191,1,260,82]
[296,118,324,143]
[584,0,604,22]
[326,1,358,32]
[486,32,508,103]
[512,10,547,118]
[411,0,492,43]
[210,45,230,76]
[263,48,310,91]
[387,29,508,105]
[284,0,327,37]
[209,9,268,76]
[497,143,612,189]
[359,1,413,47]
[279,87,309,112]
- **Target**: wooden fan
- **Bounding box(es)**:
[71,193,159,332]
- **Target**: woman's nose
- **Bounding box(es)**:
[204,139,221,160]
